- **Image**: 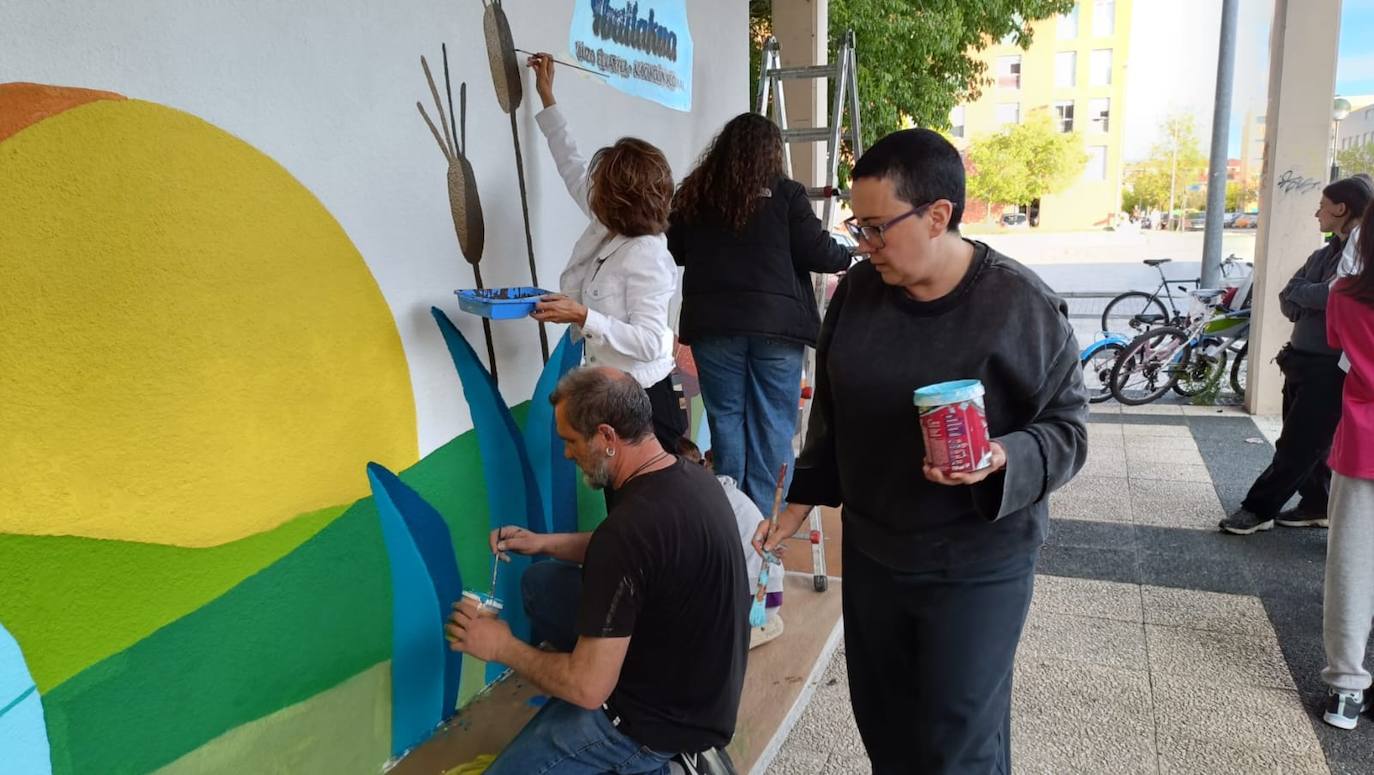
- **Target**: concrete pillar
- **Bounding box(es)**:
[771,0,828,189]
[1247,0,1342,415]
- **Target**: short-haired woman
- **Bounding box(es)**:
[1220,177,1373,534]
[527,53,685,452]
[668,112,851,517]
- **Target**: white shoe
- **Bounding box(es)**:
[749,614,784,649]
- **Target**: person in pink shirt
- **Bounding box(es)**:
[1322,203,1374,730]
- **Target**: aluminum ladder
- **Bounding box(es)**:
[755,30,863,593]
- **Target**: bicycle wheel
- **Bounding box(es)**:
[1110,326,1190,405]
[1101,291,1170,334]
[1230,343,1248,398]
[1172,345,1228,397]
[1082,343,1124,403]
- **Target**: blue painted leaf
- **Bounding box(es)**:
[368,464,446,756]
[523,330,584,535]
[430,308,539,681]
[0,623,52,775]
[367,463,463,724]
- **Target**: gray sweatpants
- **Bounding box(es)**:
[1323,472,1374,692]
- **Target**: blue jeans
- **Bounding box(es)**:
[485,699,672,775]
[488,561,671,774]
[691,335,805,516]
[523,560,582,652]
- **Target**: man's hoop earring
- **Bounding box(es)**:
[606,447,616,458]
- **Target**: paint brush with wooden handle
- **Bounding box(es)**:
[749,463,788,628]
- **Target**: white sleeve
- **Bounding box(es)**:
[1337,226,1358,373]
[1338,226,1362,279]
[534,105,593,217]
[581,245,676,363]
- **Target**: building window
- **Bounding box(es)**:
[1055,51,1077,88]
[1089,98,1110,132]
[1059,4,1079,38]
[997,102,1020,126]
[996,55,1022,89]
[1090,49,1113,86]
[1086,145,1108,180]
[1366,108,1374,121]
[1055,101,1075,132]
[950,105,966,138]
[1093,0,1115,36]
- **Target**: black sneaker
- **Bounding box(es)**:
[1219,509,1274,535]
[1276,508,1329,528]
[1323,689,1370,730]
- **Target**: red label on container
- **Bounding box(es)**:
[919,399,992,473]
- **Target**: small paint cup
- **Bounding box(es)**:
[460,590,505,619]
[913,379,993,474]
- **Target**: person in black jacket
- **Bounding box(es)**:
[1220,177,1373,534]
[754,128,1087,774]
[667,113,851,517]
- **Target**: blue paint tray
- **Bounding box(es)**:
[455,287,549,320]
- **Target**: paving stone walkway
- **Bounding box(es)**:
[766,407,1374,775]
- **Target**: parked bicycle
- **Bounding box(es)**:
[1100,255,1251,334]
[1081,333,1130,404]
[1108,288,1251,405]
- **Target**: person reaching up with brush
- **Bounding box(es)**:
[525,53,687,464]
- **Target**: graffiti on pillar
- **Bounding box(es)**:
[1276,170,1322,195]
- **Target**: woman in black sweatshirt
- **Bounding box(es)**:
[755,129,1088,774]
[667,113,851,517]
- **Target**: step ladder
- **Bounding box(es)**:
[756,30,864,593]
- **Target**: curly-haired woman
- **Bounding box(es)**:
[668,113,852,517]
[526,53,686,453]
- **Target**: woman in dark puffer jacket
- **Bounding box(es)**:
[668,113,852,514]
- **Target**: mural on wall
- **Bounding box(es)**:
[0,77,602,774]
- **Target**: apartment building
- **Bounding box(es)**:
[950,0,1132,230]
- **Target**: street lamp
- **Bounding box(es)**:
[1333,97,1352,182]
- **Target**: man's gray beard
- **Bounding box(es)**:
[582,456,613,490]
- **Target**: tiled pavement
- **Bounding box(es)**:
[766,407,1374,775]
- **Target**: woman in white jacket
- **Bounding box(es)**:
[526,53,686,452]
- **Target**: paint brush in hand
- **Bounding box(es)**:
[489,551,501,596]
[750,463,788,628]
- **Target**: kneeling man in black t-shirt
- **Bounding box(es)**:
[447,366,750,774]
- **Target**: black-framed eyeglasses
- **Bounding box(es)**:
[843,202,934,248]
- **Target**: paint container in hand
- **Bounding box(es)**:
[913,379,992,473]
[460,590,505,619]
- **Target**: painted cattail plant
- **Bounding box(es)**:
[482,0,550,363]
[417,46,499,382]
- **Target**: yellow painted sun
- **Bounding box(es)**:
[0,83,417,547]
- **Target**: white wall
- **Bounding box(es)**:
[0,0,748,454]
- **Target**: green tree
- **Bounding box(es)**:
[966,114,1088,217]
[1338,143,1374,178]
[1225,180,1242,212]
[1122,115,1208,221]
[749,0,1076,150]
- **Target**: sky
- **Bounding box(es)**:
[1122,0,1374,162]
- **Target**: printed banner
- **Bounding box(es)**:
[568,0,693,112]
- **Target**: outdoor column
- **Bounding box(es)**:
[1247,0,1343,414]
[771,0,828,189]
